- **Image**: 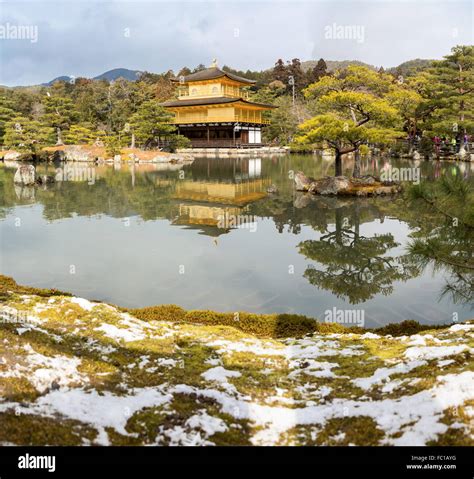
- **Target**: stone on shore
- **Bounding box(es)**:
[43,145,194,164]
[457,146,468,160]
[3,150,22,161]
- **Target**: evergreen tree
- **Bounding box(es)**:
[287,58,305,92]
[4,116,55,153]
[299,66,402,176]
[272,59,287,83]
[427,45,474,146]
[42,95,78,144]
[307,58,328,85]
[406,174,473,304]
[129,101,176,148]
[0,105,16,144]
[63,124,96,144]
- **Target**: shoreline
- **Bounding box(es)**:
[0,274,459,338]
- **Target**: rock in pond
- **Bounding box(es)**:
[36,175,55,185]
[309,176,350,195]
[14,165,36,186]
[294,171,314,192]
[295,173,402,196]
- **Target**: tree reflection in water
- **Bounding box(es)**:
[297,198,420,304]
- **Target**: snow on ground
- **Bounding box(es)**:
[95,323,146,343]
[70,297,97,311]
[353,360,427,390]
[405,345,472,361]
[201,366,242,394]
[0,343,87,393]
[161,410,228,446]
[1,294,473,446]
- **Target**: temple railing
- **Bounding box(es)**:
[171,116,270,125]
[186,139,264,148]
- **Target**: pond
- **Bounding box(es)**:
[0,154,472,328]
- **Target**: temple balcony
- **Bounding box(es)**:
[170,114,270,125]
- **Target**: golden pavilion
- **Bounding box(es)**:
[162,60,275,148]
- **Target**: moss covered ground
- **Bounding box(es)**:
[0,275,473,446]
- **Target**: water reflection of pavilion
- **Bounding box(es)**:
[172,158,271,235]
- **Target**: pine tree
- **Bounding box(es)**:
[428,45,474,146]
[63,124,96,144]
[42,95,78,144]
[406,174,473,304]
[272,59,287,83]
[299,66,402,176]
[3,116,55,153]
[308,58,328,84]
[129,101,176,149]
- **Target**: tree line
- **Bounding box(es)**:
[0,45,472,167]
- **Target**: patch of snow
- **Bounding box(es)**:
[186,411,228,437]
[208,339,285,357]
[289,360,338,379]
[331,432,346,442]
[95,323,145,343]
[202,366,241,383]
[24,345,87,392]
[155,410,228,446]
[360,332,380,339]
[0,345,87,393]
[353,360,426,390]
[407,335,427,346]
[156,357,181,368]
[172,371,474,446]
[438,359,455,368]
[70,297,97,311]
[205,357,222,366]
[405,345,470,361]
[449,323,474,332]
[25,387,173,445]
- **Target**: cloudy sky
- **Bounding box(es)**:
[1,0,472,86]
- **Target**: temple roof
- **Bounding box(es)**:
[161,97,275,108]
[171,67,256,85]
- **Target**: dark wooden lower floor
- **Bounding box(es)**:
[176,124,264,148]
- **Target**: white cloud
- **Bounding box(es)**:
[1,0,472,85]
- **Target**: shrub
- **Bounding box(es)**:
[372,320,448,337]
[289,143,316,154]
[127,305,348,338]
[0,275,70,300]
[359,144,370,156]
[167,134,191,152]
[105,135,123,157]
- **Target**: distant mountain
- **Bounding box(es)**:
[386,59,433,77]
[36,59,435,88]
[43,68,143,86]
[93,68,142,82]
[42,75,75,86]
[301,58,433,76]
[301,60,377,73]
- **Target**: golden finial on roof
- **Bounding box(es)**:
[210,58,218,68]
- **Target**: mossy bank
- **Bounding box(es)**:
[0,275,473,446]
